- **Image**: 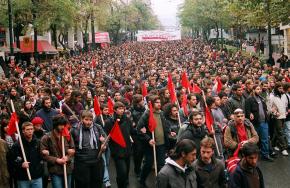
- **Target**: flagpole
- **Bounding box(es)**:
[10,100,32,181]
[151,131,158,176]
[201,92,221,156]
[61,136,68,188]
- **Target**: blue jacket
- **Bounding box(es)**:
[36,108,59,131]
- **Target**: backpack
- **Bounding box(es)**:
[225,144,241,174]
[177,122,190,142]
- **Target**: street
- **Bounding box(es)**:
[108,153,290,188]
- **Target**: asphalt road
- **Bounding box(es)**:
[108,152,290,188]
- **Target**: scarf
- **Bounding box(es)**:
[79,124,98,150]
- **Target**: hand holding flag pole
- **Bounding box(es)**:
[61,135,68,188]
[10,100,32,181]
[148,102,158,176]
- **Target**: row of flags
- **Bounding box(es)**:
[7,71,219,149]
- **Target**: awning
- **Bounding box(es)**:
[13,40,58,54]
[0,46,21,53]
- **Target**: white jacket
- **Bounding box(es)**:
[269,93,287,119]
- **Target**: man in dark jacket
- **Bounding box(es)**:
[157,139,197,188]
[229,143,265,188]
[104,102,134,188]
[8,122,44,188]
[137,95,172,187]
[193,137,226,188]
[71,110,106,188]
[229,84,245,113]
[178,111,208,158]
[245,85,273,161]
[35,96,59,132]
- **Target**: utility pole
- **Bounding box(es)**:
[266,0,273,60]
[91,0,96,51]
[32,0,38,62]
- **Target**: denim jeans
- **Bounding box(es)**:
[284,121,290,146]
[102,148,111,184]
[50,174,71,188]
[255,122,270,157]
[17,177,42,188]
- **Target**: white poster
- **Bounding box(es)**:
[137,30,181,42]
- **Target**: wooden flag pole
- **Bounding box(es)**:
[10,100,32,181]
[201,92,221,157]
[151,131,158,176]
[61,136,68,188]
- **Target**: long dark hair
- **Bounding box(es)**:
[169,139,196,160]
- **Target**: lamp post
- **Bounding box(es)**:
[8,0,13,56]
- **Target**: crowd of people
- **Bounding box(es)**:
[0,38,290,188]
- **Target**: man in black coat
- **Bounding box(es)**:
[104,102,134,188]
[7,122,44,187]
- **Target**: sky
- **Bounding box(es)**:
[150,0,184,30]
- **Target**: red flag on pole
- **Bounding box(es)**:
[205,107,214,132]
[285,76,290,83]
[141,82,148,97]
[192,83,202,94]
[181,94,189,117]
[91,58,96,68]
[216,77,223,93]
[181,72,192,91]
[110,120,126,148]
[148,102,157,132]
[94,96,102,116]
[61,125,71,141]
[167,73,177,103]
[107,97,114,115]
[7,112,18,136]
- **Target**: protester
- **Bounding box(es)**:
[71,110,106,188]
[229,142,265,188]
[40,115,75,188]
[8,122,44,188]
[224,109,259,156]
[104,102,134,188]
[0,138,10,188]
[157,139,197,188]
[193,137,226,188]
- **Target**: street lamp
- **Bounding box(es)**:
[0,0,14,56]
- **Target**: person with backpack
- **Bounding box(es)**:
[229,142,265,188]
[224,109,259,157]
[178,111,208,158]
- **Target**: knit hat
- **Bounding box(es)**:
[31,117,44,126]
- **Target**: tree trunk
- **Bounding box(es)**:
[91,12,95,51]
[58,32,66,50]
[50,24,58,49]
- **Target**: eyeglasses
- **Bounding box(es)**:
[236,115,244,118]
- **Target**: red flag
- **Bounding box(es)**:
[285,76,290,83]
[7,112,18,136]
[167,73,177,103]
[110,120,126,148]
[91,58,96,68]
[216,77,223,93]
[94,96,102,116]
[62,125,71,141]
[181,94,189,117]
[181,72,192,91]
[107,97,114,115]
[141,82,148,97]
[205,107,214,132]
[192,83,202,94]
[148,102,157,132]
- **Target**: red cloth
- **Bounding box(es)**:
[91,58,97,68]
[107,97,114,115]
[94,96,102,116]
[181,72,192,91]
[148,102,157,132]
[216,77,223,93]
[31,117,44,126]
[236,124,248,142]
[110,120,126,148]
[192,83,202,94]
[181,94,188,116]
[7,112,18,136]
[61,125,71,141]
[167,73,177,103]
[205,107,213,132]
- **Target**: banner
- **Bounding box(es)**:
[137,30,181,42]
[95,32,110,43]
